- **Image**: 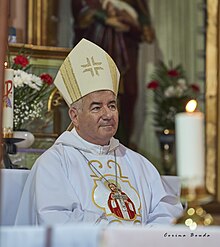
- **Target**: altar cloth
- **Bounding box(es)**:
[1,224,220,247]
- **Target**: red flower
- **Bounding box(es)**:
[190,84,200,92]
[40,73,53,85]
[147,80,159,89]
[13,55,29,68]
[167,69,179,77]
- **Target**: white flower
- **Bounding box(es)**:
[175,85,184,97]
[11,54,52,129]
[14,98,45,129]
[13,69,42,90]
[164,86,175,97]
[177,78,187,90]
[32,74,43,86]
[13,76,23,87]
[174,78,188,97]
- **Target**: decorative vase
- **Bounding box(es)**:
[13,130,35,148]
[156,129,176,175]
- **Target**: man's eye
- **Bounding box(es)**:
[109,104,117,110]
[91,106,101,111]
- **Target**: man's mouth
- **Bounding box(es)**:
[100,124,114,128]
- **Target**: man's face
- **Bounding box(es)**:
[69,90,119,145]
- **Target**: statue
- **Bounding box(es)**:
[72,0,154,148]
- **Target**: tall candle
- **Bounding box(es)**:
[175,111,205,188]
[3,68,14,134]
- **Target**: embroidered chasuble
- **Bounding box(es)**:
[15,129,182,226]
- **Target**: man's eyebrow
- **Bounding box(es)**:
[90,101,102,107]
[89,100,116,108]
[109,100,117,104]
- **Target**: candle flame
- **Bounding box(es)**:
[186,99,197,113]
[4,61,8,68]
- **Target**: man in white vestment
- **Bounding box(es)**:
[15,38,183,226]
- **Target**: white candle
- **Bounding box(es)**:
[3,68,14,133]
[175,111,205,188]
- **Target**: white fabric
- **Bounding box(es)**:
[161,176,181,197]
[52,224,101,247]
[101,0,138,20]
[0,226,46,247]
[1,225,220,247]
[1,224,100,247]
[0,169,30,225]
[103,225,220,247]
[15,129,183,226]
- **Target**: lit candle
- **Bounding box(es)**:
[3,68,14,137]
[175,100,205,188]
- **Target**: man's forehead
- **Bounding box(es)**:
[84,90,116,102]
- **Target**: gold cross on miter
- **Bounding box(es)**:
[81,56,104,76]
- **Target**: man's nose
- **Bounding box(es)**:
[102,106,113,118]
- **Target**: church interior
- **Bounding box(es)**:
[1,0,220,246]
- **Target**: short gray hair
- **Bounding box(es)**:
[70,98,83,111]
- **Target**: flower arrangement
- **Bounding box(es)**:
[147,61,200,130]
[7,50,53,130]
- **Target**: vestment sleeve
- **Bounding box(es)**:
[146,176,183,225]
[34,150,103,225]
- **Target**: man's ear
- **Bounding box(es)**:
[68,107,79,128]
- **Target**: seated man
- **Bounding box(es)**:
[15,39,183,226]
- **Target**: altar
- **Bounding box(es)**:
[1,224,220,247]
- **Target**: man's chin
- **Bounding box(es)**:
[100,125,117,132]
[100,128,116,139]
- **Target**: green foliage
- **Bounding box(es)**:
[147,61,200,130]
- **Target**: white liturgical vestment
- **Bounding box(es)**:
[15,129,183,225]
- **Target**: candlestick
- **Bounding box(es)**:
[3,68,14,137]
[175,111,205,189]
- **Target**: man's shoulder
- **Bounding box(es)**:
[38,142,63,158]
[32,140,69,170]
[118,142,150,163]
[38,131,78,158]
[118,142,144,156]
[31,142,74,176]
[117,142,159,173]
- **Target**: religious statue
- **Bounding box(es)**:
[71,0,154,148]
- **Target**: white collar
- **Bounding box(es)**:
[70,128,119,155]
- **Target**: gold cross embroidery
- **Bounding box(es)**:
[81,57,104,76]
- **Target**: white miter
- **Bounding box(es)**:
[101,0,138,20]
[53,38,120,106]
